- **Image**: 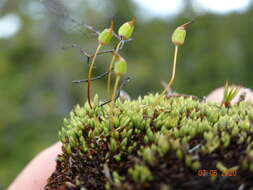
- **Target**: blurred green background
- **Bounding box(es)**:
[1,0,253,188]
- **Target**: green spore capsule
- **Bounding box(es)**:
[171,21,193,46]
[118,17,136,40]
[114,56,127,76]
[98,20,114,45]
[98,29,113,45]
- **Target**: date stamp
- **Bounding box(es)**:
[197,169,237,176]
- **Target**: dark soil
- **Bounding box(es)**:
[45,137,253,190]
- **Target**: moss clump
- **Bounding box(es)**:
[46,94,253,190]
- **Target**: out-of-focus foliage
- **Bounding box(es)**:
[1,0,253,188]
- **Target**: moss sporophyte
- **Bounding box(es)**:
[107,17,136,100]
[109,55,127,128]
[79,18,136,110]
[46,19,253,190]
[87,20,114,109]
[154,21,193,106]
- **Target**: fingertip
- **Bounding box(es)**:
[7,141,62,190]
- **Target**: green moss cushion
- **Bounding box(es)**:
[46,94,253,190]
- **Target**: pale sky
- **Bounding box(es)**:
[0,0,251,38]
[133,0,251,17]
[0,14,20,39]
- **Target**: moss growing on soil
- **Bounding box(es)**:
[45,94,253,190]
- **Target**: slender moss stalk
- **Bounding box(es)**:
[109,76,121,128]
[87,44,102,109]
[155,45,179,105]
[111,76,121,106]
[107,41,123,99]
